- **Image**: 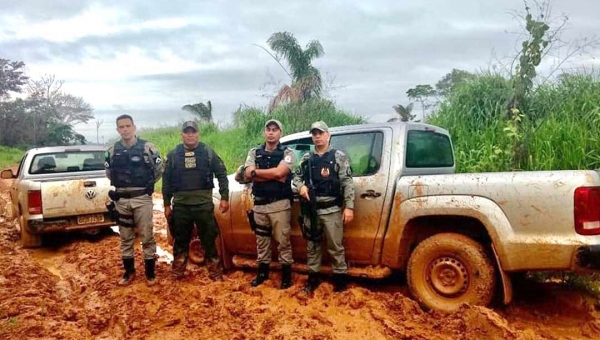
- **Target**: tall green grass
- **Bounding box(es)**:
[428,72,600,172]
[0,146,25,169]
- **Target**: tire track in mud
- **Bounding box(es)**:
[1,183,600,339]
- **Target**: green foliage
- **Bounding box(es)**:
[181,101,212,123]
[406,84,436,114]
[0,59,28,99]
[435,69,475,97]
[388,103,416,122]
[0,145,25,168]
[265,32,325,111]
[428,72,600,173]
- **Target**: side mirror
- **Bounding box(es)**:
[1,169,16,179]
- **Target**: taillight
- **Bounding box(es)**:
[28,190,43,215]
[574,187,600,235]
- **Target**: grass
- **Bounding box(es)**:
[0,146,25,169]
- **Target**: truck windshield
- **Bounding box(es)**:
[405,130,454,168]
[29,151,106,174]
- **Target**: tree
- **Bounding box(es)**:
[388,103,416,122]
[0,58,28,99]
[406,84,436,118]
[435,69,474,97]
[27,75,94,125]
[181,100,212,123]
[260,31,325,112]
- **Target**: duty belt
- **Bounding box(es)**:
[316,198,343,209]
[109,189,148,201]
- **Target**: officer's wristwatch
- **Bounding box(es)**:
[250,169,257,178]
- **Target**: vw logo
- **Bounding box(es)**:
[85,189,97,200]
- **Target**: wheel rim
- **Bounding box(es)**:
[427,256,469,297]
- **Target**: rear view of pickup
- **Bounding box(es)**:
[1,145,115,247]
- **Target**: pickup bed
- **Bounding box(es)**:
[2,145,115,247]
[213,122,600,312]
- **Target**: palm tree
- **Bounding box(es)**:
[181,100,212,123]
[388,103,416,122]
[263,32,324,112]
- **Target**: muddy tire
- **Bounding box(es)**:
[19,215,41,248]
[188,239,205,265]
[407,232,496,312]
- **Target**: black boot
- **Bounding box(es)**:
[118,258,135,285]
[332,273,348,292]
[251,263,270,287]
[302,271,321,294]
[280,264,292,289]
[145,259,156,286]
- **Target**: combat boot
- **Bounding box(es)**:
[251,263,270,287]
[302,271,321,294]
[172,254,187,280]
[280,264,292,289]
[145,258,157,286]
[207,257,224,281]
[118,258,136,285]
[332,273,348,292]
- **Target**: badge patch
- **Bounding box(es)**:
[185,151,195,157]
[320,167,330,178]
[184,156,196,169]
[284,155,292,163]
[155,156,163,165]
[131,156,141,162]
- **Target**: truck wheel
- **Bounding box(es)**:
[407,232,496,312]
[19,215,42,248]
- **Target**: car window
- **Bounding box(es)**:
[29,151,106,174]
[283,131,384,177]
[405,130,454,168]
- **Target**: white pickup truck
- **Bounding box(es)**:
[1,145,115,247]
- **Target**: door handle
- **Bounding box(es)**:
[84,181,97,187]
[360,190,381,199]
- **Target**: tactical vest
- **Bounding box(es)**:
[303,149,341,198]
[252,144,293,201]
[110,139,153,188]
[171,143,214,191]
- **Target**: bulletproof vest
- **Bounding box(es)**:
[171,143,214,191]
[110,139,153,188]
[252,144,293,201]
[303,149,341,197]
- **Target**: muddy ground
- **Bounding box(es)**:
[1,179,600,339]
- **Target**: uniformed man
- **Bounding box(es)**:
[292,121,355,293]
[238,119,295,289]
[105,114,164,286]
[162,120,230,281]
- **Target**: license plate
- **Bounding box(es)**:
[77,214,105,225]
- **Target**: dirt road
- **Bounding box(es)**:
[1,179,600,340]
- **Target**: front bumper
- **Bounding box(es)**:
[575,245,600,270]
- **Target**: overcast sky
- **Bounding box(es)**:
[1,0,598,142]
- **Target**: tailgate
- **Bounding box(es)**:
[41,177,112,218]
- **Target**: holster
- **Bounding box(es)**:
[167,211,175,236]
[247,210,258,233]
[247,210,272,237]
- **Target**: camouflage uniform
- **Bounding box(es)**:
[105,137,164,285]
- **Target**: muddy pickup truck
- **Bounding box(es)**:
[1,145,115,248]
[212,121,600,312]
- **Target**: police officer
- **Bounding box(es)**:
[162,121,230,281]
[238,119,295,289]
[292,121,355,293]
[105,114,164,286]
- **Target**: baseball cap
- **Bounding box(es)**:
[264,119,283,131]
[309,121,329,133]
[182,120,199,132]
